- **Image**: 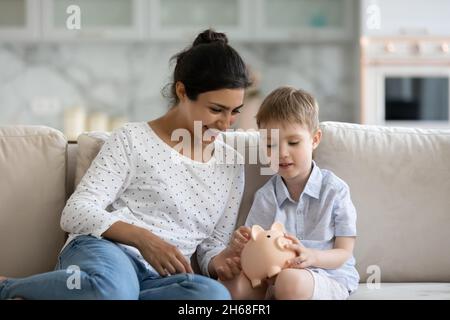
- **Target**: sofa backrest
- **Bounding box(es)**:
[0,126,67,277]
[72,122,450,282]
[2,122,449,282]
[315,122,450,282]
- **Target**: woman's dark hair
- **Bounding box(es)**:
[164,29,251,105]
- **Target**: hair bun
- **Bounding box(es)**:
[193,29,228,46]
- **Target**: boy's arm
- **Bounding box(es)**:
[313,182,357,269]
[286,236,355,270]
[286,181,357,270]
[312,236,355,269]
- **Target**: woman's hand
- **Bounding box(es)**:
[210,226,251,281]
[228,226,251,255]
[211,248,242,281]
[137,230,193,276]
[103,221,192,276]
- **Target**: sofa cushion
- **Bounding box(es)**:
[0,126,67,277]
[314,122,450,283]
[349,283,450,300]
[74,132,111,188]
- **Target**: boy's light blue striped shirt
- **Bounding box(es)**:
[245,161,359,293]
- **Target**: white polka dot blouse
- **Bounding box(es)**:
[61,122,244,275]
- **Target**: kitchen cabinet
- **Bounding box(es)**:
[148,0,251,41]
[0,0,356,42]
[0,0,39,41]
[361,0,450,37]
[41,0,145,41]
[149,0,353,42]
[254,0,354,42]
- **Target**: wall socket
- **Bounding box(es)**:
[30,97,61,116]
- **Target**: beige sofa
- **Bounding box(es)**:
[1,122,450,299]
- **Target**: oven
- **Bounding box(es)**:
[361,37,450,128]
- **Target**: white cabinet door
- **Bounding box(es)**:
[254,0,354,42]
[0,0,39,41]
[149,0,251,41]
[42,0,145,41]
[361,0,450,37]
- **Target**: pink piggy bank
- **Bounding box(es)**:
[241,222,297,288]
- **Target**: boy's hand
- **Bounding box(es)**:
[228,226,251,255]
[283,233,317,269]
[285,244,318,269]
[283,233,302,245]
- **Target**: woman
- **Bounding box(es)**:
[0,29,251,300]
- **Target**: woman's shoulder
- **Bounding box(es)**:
[104,122,163,154]
[116,121,148,134]
[112,122,159,144]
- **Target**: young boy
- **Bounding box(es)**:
[216,86,359,300]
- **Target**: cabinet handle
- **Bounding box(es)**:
[384,42,396,53]
[399,27,429,36]
[413,42,422,54]
[77,30,107,39]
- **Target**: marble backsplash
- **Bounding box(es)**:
[0,41,358,133]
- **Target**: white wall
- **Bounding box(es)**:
[0,42,358,131]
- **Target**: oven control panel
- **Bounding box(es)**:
[361,37,450,63]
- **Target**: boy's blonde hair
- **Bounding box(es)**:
[256,86,319,133]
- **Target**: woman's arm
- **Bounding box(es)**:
[61,127,133,237]
[103,221,193,275]
[61,126,192,276]
[210,180,278,280]
[208,225,251,280]
[197,164,245,278]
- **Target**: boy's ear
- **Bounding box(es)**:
[251,225,265,241]
[312,129,322,150]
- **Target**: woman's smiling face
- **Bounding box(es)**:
[176,82,245,143]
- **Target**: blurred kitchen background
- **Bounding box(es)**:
[0,0,449,140]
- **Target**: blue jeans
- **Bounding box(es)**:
[0,235,230,300]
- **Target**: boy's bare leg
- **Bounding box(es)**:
[273,269,314,300]
[220,272,267,300]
